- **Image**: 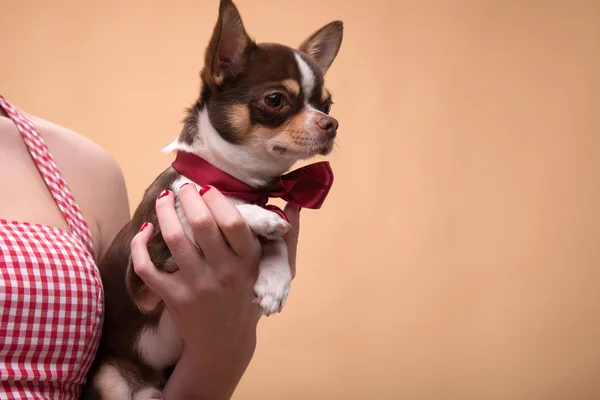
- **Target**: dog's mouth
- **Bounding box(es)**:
[272,145,289,154]
[316,141,335,156]
[271,140,334,158]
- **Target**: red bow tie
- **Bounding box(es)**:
[171,151,334,221]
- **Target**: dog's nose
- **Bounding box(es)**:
[317,116,339,139]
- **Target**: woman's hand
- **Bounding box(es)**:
[130,184,300,400]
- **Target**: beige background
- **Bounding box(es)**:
[2,0,600,399]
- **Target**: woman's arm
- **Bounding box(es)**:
[131,185,301,399]
[90,151,131,259]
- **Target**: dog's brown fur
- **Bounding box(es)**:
[81,169,180,399]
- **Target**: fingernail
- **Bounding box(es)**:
[180,183,189,189]
[158,190,170,199]
[139,222,149,232]
[199,185,212,196]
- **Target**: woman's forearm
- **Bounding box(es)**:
[162,339,255,400]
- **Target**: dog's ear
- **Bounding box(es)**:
[299,21,344,75]
[204,0,254,85]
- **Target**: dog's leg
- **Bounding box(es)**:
[235,204,293,315]
[236,204,291,240]
[133,387,163,400]
[91,363,133,400]
[253,238,292,315]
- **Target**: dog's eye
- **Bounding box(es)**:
[323,102,332,115]
[265,93,285,110]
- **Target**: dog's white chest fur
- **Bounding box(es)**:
[135,310,183,370]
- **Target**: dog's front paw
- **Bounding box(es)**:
[133,387,163,400]
[253,270,291,316]
[237,204,291,240]
[259,212,292,240]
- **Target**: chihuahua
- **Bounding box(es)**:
[81,0,343,398]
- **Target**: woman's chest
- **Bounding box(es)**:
[0,121,72,232]
[0,222,104,386]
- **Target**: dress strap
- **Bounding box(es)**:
[0,94,95,257]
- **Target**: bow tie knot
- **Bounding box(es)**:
[171,152,334,221]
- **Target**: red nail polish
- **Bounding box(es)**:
[199,186,212,196]
[139,222,149,232]
[158,190,170,199]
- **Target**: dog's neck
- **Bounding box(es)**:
[163,107,296,188]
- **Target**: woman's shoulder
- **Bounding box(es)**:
[32,115,118,172]
[30,115,132,258]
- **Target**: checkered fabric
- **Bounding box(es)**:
[0,94,104,399]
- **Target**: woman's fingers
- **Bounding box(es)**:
[178,183,232,265]
[283,204,301,279]
[200,186,260,261]
[155,190,208,282]
[130,222,180,296]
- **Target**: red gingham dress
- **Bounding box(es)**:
[0,94,104,399]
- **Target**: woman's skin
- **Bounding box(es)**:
[0,107,130,257]
[0,108,301,399]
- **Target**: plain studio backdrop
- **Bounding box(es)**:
[1,1,600,399]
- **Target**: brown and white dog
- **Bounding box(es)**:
[81,0,343,398]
